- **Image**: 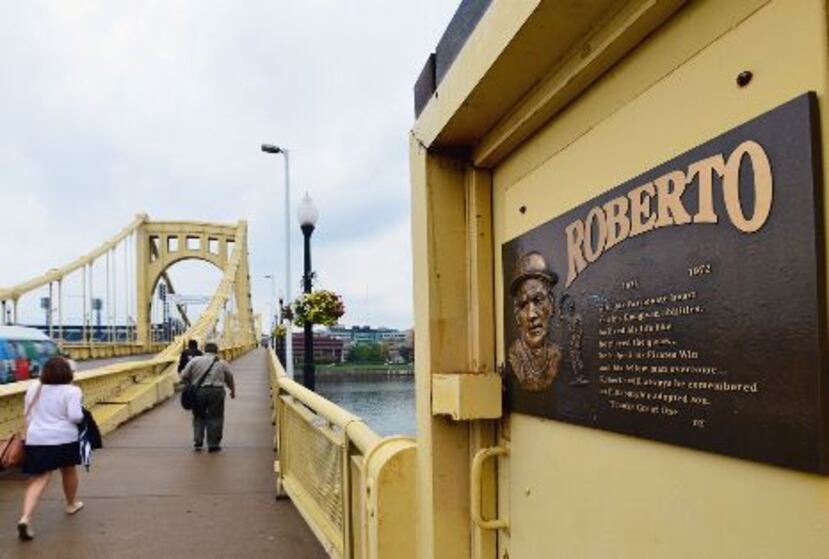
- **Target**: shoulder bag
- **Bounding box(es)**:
[0,383,43,471]
[180,357,219,411]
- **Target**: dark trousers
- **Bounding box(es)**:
[193,387,226,448]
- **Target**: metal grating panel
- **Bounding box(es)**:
[282,401,344,534]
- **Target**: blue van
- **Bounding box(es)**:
[0,326,60,384]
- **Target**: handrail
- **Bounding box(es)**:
[471,446,509,531]
[268,347,417,559]
[270,351,381,454]
[0,356,176,398]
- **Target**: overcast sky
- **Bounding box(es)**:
[0,1,459,331]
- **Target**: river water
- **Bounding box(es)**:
[316,374,416,437]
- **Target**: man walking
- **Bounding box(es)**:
[178,339,203,372]
[179,342,235,452]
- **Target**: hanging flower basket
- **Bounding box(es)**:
[273,324,287,338]
[292,290,345,327]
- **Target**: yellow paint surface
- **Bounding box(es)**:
[491,0,829,556]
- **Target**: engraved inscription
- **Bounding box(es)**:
[594,274,760,429]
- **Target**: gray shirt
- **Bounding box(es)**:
[180,353,235,392]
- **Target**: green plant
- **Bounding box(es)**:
[292,290,345,327]
[273,324,287,338]
[345,342,389,363]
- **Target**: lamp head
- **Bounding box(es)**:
[297,192,319,227]
[261,144,283,154]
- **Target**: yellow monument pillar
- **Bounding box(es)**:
[411,1,829,557]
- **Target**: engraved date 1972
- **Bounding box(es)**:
[688,263,712,277]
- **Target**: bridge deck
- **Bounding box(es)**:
[0,348,325,558]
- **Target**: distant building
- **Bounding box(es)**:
[326,325,410,346]
[291,333,344,363]
[324,325,415,363]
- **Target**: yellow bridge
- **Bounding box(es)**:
[0,216,415,558]
[5,2,829,557]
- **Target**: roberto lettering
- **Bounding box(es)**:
[565,140,773,287]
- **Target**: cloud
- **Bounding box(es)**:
[0,1,457,331]
[314,218,413,329]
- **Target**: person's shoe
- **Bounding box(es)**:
[17,521,34,541]
[193,443,203,452]
[66,501,84,515]
[207,447,222,453]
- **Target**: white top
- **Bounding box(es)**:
[0,325,51,341]
[24,382,84,446]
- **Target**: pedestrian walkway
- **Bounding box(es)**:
[0,348,325,558]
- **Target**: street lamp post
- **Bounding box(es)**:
[276,293,287,367]
[263,274,277,346]
[40,297,51,330]
[297,193,318,391]
[92,297,104,341]
[261,143,294,377]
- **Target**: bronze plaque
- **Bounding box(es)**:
[502,93,828,473]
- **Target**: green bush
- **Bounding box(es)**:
[346,342,389,363]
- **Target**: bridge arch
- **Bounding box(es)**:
[147,257,229,338]
[148,254,226,300]
[136,219,253,347]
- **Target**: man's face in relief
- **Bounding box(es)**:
[515,278,554,349]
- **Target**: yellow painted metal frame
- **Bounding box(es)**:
[470,446,508,531]
[61,342,166,361]
[136,219,254,347]
[267,349,417,559]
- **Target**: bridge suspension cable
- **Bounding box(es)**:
[0,214,256,361]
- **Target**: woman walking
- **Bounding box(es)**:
[17,356,85,541]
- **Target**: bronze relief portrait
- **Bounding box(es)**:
[507,252,562,391]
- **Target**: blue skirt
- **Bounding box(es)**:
[22,442,81,475]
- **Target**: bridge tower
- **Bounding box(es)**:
[133,216,255,348]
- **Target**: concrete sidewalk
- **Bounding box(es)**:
[0,348,325,558]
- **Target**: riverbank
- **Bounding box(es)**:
[314,363,413,376]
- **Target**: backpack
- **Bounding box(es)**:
[180,357,219,412]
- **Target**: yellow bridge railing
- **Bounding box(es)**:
[0,342,255,440]
[0,356,173,439]
[61,342,168,361]
[267,349,416,559]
